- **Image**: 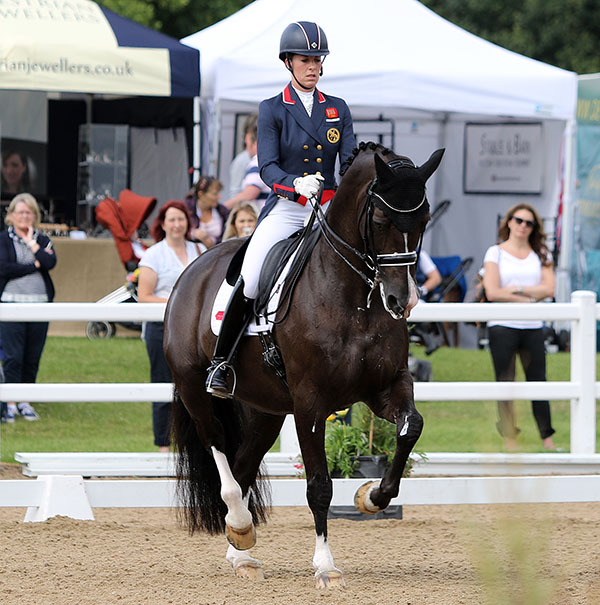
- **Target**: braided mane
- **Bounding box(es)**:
[339,141,393,177]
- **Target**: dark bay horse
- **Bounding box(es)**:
[164,142,444,588]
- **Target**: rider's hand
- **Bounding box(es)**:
[293,174,324,199]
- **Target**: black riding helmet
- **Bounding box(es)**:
[279,21,329,60]
[280,22,329,90]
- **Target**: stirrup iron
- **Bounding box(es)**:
[206,360,237,399]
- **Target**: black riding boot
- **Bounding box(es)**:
[205,277,254,398]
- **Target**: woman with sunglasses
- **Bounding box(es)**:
[482,203,556,451]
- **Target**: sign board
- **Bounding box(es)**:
[464,123,543,194]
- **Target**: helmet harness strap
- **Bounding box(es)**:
[284,54,325,90]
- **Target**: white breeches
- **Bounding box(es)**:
[241,199,329,299]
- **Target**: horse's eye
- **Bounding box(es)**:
[372,207,389,226]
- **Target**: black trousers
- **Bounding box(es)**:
[144,322,172,448]
[488,325,555,440]
[0,321,48,418]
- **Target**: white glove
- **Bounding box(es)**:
[293,174,324,199]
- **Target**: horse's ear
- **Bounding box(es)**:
[374,153,395,180]
[418,148,445,182]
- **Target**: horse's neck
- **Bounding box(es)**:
[325,153,374,244]
[309,153,376,307]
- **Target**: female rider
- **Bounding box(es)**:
[206,21,356,398]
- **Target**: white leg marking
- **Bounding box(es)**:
[211,446,253,529]
[400,414,409,436]
[365,480,382,512]
[226,544,261,569]
[312,534,339,576]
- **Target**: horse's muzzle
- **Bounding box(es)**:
[379,275,419,320]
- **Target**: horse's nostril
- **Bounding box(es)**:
[388,295,404,313]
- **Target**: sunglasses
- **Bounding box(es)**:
[511,216,535,228]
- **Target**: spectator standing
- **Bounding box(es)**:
[184,176,229,248]
[222,201,259,241]
[227,115,256,198]
[137,201,203,451]
[483,203,556,451]
[0,193,56,423]
[222,115,270,212]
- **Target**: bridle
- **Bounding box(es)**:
[310,173,425,311]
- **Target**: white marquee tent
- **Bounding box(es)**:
[183,0,577,306]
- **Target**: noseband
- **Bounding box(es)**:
[312,175,425,310]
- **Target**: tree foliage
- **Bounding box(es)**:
[98,0,600,74]
[421,0,600,74]
[98,0,252,40]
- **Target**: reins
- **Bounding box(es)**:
[262,153,427,323]
[310,177,425,308]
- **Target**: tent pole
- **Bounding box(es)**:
[556,117,577,303]
[193,96,201,183]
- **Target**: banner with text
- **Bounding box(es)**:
[572,76,600,298]
[0,0,171,96]
[464,122,543,194]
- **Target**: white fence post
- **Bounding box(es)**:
[279,415,300,456]
[23,476,94,522]
[570,291,597,454]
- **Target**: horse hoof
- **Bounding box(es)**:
[354,480,382,514]
[234,562,264,580]
[315,569,346,589]
[226,523,256,550]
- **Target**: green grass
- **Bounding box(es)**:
[0,337,598,462]
[1,337,152,462]
[409,346,586,453]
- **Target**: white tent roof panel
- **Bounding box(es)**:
[183,0,576,120]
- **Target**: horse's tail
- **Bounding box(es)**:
[171,389,270,536]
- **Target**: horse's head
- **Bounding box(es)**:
[365,148,444,319]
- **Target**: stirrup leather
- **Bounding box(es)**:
[206,359,237,398]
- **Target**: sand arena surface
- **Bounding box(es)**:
[1,465,599,604]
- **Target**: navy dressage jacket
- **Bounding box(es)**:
[257,83,355,216]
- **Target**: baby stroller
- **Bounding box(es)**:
[86,189,156,339]
[411,255,473,354]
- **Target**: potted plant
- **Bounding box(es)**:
[324,403,425,519]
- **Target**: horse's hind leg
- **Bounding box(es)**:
[211,442,256,550]
[224,410,285,579]
[173,376,257,549]
[355,370,423,514]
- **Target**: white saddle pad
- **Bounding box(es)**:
[210,252,296,336]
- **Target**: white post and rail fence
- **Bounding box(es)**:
[0,291,598,520]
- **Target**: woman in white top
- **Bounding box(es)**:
[483,203,556,451]
[137,201,204,451]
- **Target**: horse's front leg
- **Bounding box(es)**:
[355,369,423,513]
[295,410,346,589]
